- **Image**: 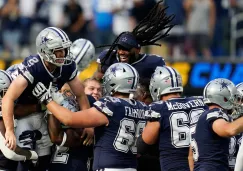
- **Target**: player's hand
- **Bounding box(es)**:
[51,91,64,105]
[19,130,42,146]
[5,130,16,150]
[32,82,53,105]
[81,128,94,146]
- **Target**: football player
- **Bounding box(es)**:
[48,85,95,171]
[231,83,243,171]
[32,63,148,171]
[1,27,91,151]
[94,1,174,82]
[0,70,38,170]
[6,63,53,171]
[133,80,160,171]
[137,66,207,171]
[191,78,243,171]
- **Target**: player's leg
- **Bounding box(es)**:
[32,114,52,171]
[15,116,34,171]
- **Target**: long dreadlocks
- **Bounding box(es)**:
[100,0,175,65]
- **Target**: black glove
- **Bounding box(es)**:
[19,130,42,146]
[32,82,53,105]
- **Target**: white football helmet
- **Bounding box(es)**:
[149,66,183,101]
[36,27,72,67]
[70,38,95,72]
[0,70,12,107]
[232,82,243,118]
[102,63,139,96]
[236,82,243,97]
[203,78,238,110]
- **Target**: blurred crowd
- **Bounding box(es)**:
[1,0,243,61]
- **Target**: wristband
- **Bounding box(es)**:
[60,132,67,147]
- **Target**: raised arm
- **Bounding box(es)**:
[68,76,90,110]
[212,117,243,137]
[93,64,104,82]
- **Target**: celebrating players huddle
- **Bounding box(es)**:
[2,1,243,171]
[1,27,243,171]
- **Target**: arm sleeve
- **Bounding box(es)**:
[145,102,161,122]
[68,61,78,82]
[18,63,35,84]
[206,110,230,130]
[93,97,116,117]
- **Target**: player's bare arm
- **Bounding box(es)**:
[142,121,160,145]
[68,76,90,110]
[2,75,28,150]
[46,103,108,128]
[0,120,38,161]
[93,64,104,81]
[68,76,95,145]
[188,146,194,171]
[212,117,243,137]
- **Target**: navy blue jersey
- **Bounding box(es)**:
[6,64,19,80]
[229,133,242,169]
[17,55,77,104]
[147,97,206,171]
[98,49,165,80]
[193,108,231,171]
[92,96,148,170]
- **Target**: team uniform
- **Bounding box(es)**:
[192,108,231,171]
[17,55,77,104]
[146,97,206,171]
[4,55,77,170]
[229,134,242,170]
[49,95,96,171]
[97,50,165,80]
[92,96,148,171]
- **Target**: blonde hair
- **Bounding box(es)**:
[83,78,101,87]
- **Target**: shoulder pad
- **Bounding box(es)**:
[93,100,113,116]
[145,104,161,121]
[206,110,230,122]
[104,96,121,103]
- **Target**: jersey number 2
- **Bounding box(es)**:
[52,146,69,164]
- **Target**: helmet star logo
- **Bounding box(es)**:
[110,66,121,76]
[218,80,230,91]
[41,33,52,45]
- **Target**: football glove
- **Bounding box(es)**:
[32,82,53,105]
